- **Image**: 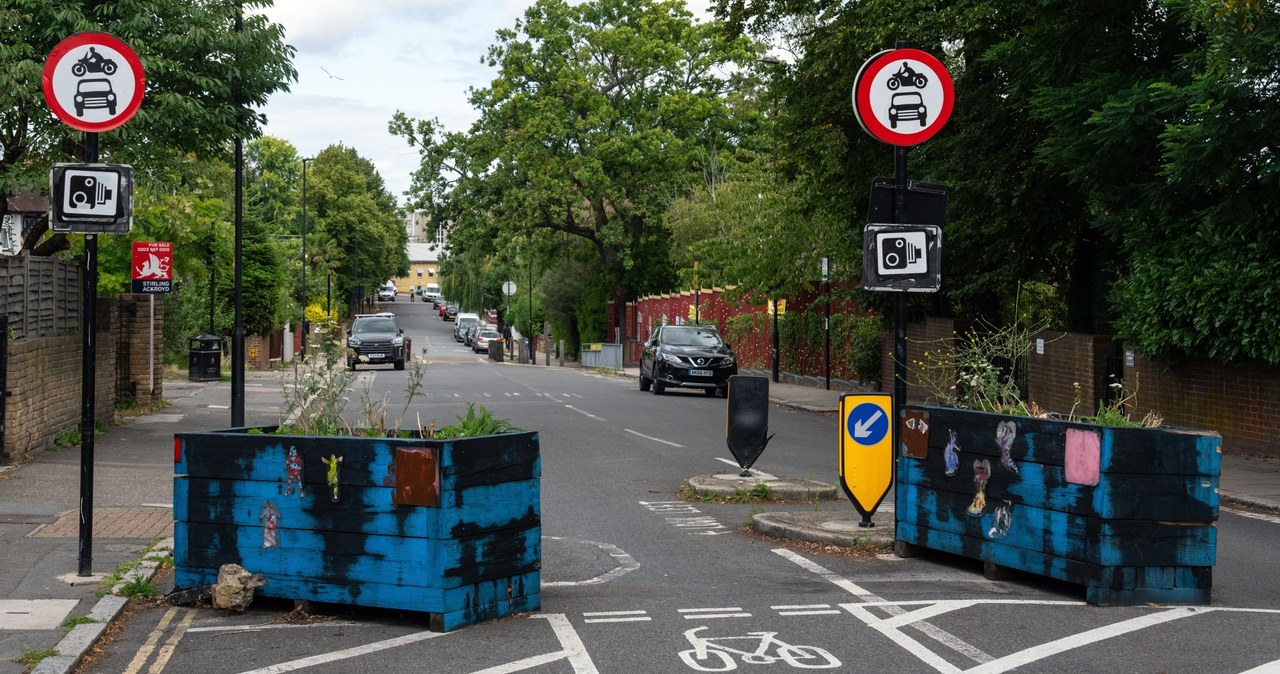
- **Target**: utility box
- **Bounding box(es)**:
[188,334,221,382]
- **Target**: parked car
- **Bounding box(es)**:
[443,303,458,321]
[377,285,396,302]
[473,329,502,353]
[639,324,737,396]
[454,313,480,341]
[346,313,406,370]
[463,322,479,347]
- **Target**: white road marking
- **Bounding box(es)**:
[774,548,992,664]
[714,457,776,478]
[565,405,604,420]
[541,537,640,587]
[624,428,684,447]
[236,629,449,673]
[772,604,842,616]
[679,607,752,619]
[1239,657,1280,673]
[1223,506,1280,525]
[965,607,1208,674]
[583,610,651,623]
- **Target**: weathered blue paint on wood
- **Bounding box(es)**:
[897,482,1216,567]
[176,522,540,588]
[896,405,1220,606]
[175,477,540,539]
[173,428,541,630]
[898,455,1219,521]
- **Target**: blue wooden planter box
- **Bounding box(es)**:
[896,405,1220,605]
[173,428,540,631]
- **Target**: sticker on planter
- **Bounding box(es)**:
[260,500,280,548]
[322,454,343,503]
[284,446,304,496]
[968,458,991,516]
[988,501,1012,539]
[943,429,960,476]
[995,420,1019,474]
[903,409,930,459]
[1065,428,1101,486]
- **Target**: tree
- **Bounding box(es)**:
[0,0,296,254]
[394,0,754,344]
[305,145,408,309]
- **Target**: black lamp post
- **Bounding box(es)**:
[300,157,312,361]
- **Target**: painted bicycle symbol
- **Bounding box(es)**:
[678,626,841,671]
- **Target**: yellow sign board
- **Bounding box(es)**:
[838,393,894,518]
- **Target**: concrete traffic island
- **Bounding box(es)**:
[684,473,894,548]
[685,473,838,501]
[751,510,895,548]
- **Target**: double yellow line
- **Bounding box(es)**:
[122,607,197,674]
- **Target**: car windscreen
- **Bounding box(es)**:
[661,328,724,347]
[354,319,396,334]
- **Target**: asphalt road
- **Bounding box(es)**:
[81,300,1280,674]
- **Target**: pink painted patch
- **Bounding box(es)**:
[1065,428,1101,486]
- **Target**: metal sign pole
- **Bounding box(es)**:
[890,40,910,519]
[78,132,98,577]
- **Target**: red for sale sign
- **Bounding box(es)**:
[131,241,172,293]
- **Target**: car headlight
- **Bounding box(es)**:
[392,336,404,346]
[348,337,361,347]
[660,352,683,365]
[723,356,735,365]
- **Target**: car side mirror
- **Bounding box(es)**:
[398,329,404,335]
[724,342,732,350]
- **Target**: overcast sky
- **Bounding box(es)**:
[256,0,713,206]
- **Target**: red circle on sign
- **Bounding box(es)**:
[43,32,146,133]
[852,48,953,146]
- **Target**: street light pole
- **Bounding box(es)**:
[300,157,312,361]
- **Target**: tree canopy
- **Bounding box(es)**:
[394,0,755,343]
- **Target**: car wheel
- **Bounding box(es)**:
[651,367,665,395]
[394,360,405,371]
[347,360,356,371]
[638,370,651,392]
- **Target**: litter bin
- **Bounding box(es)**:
[188,334,221,382]
[488,340,504,362]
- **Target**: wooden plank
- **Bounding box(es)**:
[172,566,540,623]
[897,457,1219,522]
[175,477,540,539]
[896,483,1216,567]
[911,406,1221,476]
[895,522,1212,606]
[176,522,540,589]
[175,431,540,490]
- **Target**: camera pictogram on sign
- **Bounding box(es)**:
[876,231,928,275]
[63,169,120,217]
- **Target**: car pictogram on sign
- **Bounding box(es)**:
[888,92,927,129]
[74,78,117,116]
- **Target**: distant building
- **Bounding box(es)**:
[394,241,442,295]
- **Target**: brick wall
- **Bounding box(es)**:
[4,325,115,460]
[879,316,960,403]
[1026,331,1115,415]
[1129,355,1280,458]
[115,294,165,407]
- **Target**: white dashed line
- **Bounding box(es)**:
[624,429,684,447]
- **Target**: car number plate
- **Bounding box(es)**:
[688,369,712,377]
[366,353,385,359]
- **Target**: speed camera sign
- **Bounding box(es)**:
[862,223,941,292]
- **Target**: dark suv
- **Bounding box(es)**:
[347,313,406,370]
[639,324,737,396]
